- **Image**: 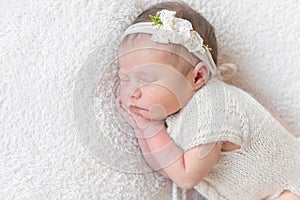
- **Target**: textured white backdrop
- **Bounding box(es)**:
[0,0,299,199]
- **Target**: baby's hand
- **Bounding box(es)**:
[129,109,165,139]
[115,96,138,129]
[116,96,165,138]
[127,109,151,129]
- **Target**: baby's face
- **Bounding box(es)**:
[118,48,195,120]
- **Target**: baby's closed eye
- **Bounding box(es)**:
[134,71,157,83]
[141,75,157,83]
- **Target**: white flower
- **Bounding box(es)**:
[157,10,176,30]
[151,9,206,53]
[185,31,204,53]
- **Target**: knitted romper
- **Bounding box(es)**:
[166,78,300,200]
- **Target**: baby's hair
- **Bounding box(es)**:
[120,0,218,77]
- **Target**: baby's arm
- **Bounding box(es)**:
[136,125,222,189]
[116,98,221,188]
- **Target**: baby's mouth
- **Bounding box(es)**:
[129,105,148,112]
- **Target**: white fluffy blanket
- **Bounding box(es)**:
[1,0,299,199]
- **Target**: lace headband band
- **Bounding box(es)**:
[120,9,221,78]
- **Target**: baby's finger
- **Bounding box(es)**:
[128,111,151,129]
[116,98,125,114]
[116,98,136,126]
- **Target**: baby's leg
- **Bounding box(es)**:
[275,190,300,200]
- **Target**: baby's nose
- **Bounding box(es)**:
[131,87,142,98]
[129,88,141,105]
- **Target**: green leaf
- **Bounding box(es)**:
[149,13,163,28]
[203,44,212,51]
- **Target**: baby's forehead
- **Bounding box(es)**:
[117,50,175,76]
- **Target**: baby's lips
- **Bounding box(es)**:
[128,105,146,118]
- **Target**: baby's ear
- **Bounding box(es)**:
[191,62,209,91]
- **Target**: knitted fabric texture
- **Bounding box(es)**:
[165,78,300,200]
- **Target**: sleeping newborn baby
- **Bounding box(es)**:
[116,3,300,200]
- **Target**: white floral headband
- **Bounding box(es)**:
[120,9,230,79]
[148,10,212,53]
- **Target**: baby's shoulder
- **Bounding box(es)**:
[195,79,255,105]
[192,79,266,119]
[217,81,271,122]
[222,82,262,107]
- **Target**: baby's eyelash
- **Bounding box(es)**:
[143,76,157,82]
